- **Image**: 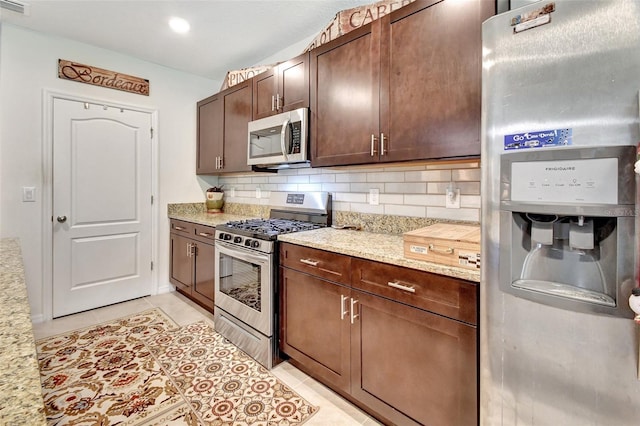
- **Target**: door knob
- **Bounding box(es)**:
[57,215,67,223]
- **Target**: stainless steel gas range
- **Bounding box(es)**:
[213,191,331,368]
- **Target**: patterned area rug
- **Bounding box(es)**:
[36,308,318,425]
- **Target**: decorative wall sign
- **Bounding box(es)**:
[58,59,150,96]
[304,0,417,52]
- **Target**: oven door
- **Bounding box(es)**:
[214,240,273,336]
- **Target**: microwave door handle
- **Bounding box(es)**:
[280,118,290,161]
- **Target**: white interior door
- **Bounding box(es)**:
[53,98,153,317]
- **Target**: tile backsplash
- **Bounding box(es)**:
[215,161,481,223]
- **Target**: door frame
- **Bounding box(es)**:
[41,90,159,321]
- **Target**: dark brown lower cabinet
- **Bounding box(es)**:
[280,267,351,393]
[279,242,478,426]
[169,219,215,310]
[351,289,477,426]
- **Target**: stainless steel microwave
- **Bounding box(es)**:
[247,107,308,169]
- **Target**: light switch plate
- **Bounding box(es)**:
[22,186,36,202]
[255,187,261,199]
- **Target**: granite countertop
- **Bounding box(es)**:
[168,202,260,227]
[0,239,47,425]
[169,211,255,227]
[277,227,480,283]
[168,202,479,283]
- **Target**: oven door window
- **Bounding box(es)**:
[218,250,261,312]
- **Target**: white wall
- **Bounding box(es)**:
[0,24,219,320]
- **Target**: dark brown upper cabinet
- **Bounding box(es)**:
[253,52,310,120]
[197,79,253,174]
[310,0,494,167]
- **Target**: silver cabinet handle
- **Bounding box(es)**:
[219,156,223,169]
[300,258,319,267]
[350,298,359,324]
[56,215,67,223]
[276,93,282,111]
[174,225,185,231]
[388,281,416,293]
[380,132,386,155]
[271,95,276,112]
[370,134,378,156]
[428,243,454,254]
[198,232,213,237]
[340,295,349,320]
[186,242,191,257]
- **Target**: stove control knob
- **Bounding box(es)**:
[223,233,232,241]
[218,233,225,240]
[233,236,242,243]
[244,239,252,247]
[251,240,260,248]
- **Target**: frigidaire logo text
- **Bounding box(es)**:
[545,166,576,171]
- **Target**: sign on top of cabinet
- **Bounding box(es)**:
[253,52,310,120]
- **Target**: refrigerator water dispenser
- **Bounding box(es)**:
[499,145,637,317]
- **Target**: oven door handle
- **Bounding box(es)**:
[215,241,270,265]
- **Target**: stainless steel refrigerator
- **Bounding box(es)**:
[481,1,640,424]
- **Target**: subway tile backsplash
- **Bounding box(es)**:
[217,161,481,223]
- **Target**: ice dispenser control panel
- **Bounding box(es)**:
[510,157,618,204]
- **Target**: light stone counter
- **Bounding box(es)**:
[168,202,479,283]
[277,227,480,283]
[167,202,260,227]
[0,238,47,425]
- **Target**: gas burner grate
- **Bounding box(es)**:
[221,218,323,238]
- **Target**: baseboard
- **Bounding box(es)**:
[157,283,175,294]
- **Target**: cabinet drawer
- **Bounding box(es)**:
[170,219,194,235]
[280,243,351,286]
[193,224,216,241]
[352,258,477,325]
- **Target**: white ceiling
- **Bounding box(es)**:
[0,0,375,81]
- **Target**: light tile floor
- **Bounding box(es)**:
[32,291,382,426]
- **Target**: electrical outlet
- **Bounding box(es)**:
[229,187,236,197]
[445,188,461,209]
[369,188,380,205]
[255,187,261,199]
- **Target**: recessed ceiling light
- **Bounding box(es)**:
[169,17,190,34]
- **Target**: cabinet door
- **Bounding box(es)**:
[381,0,493,161]
[253,68,277,120]
[196,94,223,174]
[310,22,381,167]
[280,267,351,393]
[192,241,215,310]
[278,52,309,113]
[222,81,252,173]
[170,233,193,294]
[350,289,477,426]
[253,53,310,121]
